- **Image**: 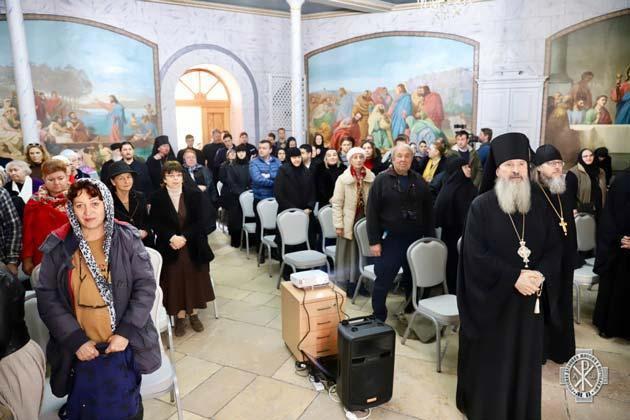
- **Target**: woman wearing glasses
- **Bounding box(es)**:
[36,179,160,419]
[149,161,215,337]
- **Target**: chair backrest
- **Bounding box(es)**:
[257,198,279,233]
[24,297,50,353]
[145,247,163,285]
[575,213,596,252]
[276,209,309,251]
[317,205,336,240]
[353,218,372,268]
[407,238,448,297]
[31,264,41,289]
[435,227,442,240]
[239,190,255,219]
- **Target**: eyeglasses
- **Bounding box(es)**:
[165,173,183,178]
[544,160,565,168]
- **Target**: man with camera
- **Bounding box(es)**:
[366,144,435,322]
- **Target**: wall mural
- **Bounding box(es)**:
[0,15,160,171]
[305,32,478,151]
[543,10,630,168]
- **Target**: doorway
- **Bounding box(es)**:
[175,68,231,147]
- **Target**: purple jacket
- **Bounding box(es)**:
[36,221,160,397]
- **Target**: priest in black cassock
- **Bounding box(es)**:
[533,145,577,363]
[456,132,562,420]
[592,167,630,339]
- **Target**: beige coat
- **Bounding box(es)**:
[330,168,375,240]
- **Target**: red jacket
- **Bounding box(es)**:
[22,197,68,265]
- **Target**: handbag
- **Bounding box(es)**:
[60,343,141,420]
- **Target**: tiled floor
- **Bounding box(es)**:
[146,231,630,420]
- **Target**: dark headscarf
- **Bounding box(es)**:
[594,147,613,185]
[151,135,176,160]
[577,148,600,181]
[434,156,477,227]
[235,144,250,165]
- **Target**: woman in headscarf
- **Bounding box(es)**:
[149,161,215,336]
[0,266,46,420]
[276,148,286,164]
[434,157,477,293]
[594,147,613,187]
[361,140,385,175]
[312,133,327,164]
[566,148,607,217]
[330,147,375,294]
[25,143,49,181]
[22,159,70,275]
[220,144,251,247]
[273,148,317,279]
[36,179,160,420]
[314,149,346,208]
[181,147,219,209]
[108,161,154,247]
[4,160,44,218]
[147,135,176,191]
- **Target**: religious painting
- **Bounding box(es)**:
[305,32,478,152]
[0,15,160,172]
[543,10,630,169]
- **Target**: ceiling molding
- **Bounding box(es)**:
[302,10,364,20]
[142,0,291,18]
[311,0,392,13]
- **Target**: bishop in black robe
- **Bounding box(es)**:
[456,133,562,420]
[533,144,577,363]
[592,168,630,339]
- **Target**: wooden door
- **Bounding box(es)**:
[202,106,230,145]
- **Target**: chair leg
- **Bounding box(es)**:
[166,319,175,359]
[210,277,219,319]
[267,245,273,277]
[352,276,363,304]
[257,243,263,267]
[239,229,244,249]
[432,318,443,373]
[277,262,285,289]
[401,311,418,345]
[172,375,184,420]
[574,283,581,324]
[245,232,250,259]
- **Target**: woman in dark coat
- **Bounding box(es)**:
[149,161,215,337]
[37,179,160,419]
[434,157,477,293]
[220,144,251,247]
[108,160,154,247]
[314,148,345,208]
[312,132,327,164]
[592,168,630,339]
[273,148,317,279]
[566,148,607,217]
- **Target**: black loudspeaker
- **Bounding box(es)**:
[337,316,395,411]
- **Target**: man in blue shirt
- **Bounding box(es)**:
[249,140,281,261]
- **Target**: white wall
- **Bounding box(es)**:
[12,0,291,147]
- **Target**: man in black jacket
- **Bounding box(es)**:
[366,143,434,322]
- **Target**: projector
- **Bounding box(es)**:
[290,270,330,288]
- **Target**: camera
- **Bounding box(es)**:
[454,124,467,130]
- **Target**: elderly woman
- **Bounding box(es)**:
[60,149,90,182]
[25,143,49,180]
[108,161,154,247]
[149,161,215,337]
[36,179,159,419]
[181,147,219,208]
[22,159,70,275]
[330,147,375,293]
[4,160,44,218]
[0,267,46,420]
[567,148,607,217]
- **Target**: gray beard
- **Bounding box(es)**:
[542,174,566,194]
[495,177,531,214]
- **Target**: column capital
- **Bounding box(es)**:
[286,0,305,11]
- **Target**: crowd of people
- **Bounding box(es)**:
[0,124,628,420]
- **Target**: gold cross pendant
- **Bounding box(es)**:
[559,217,568,236]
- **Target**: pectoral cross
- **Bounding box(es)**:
[517,240,531,268]
[559,217,568,236]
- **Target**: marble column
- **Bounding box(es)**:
[6,0,38,146]
[287,0,304,142]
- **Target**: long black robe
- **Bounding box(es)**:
[456,189,562,420]
[534,183,577,363]
[592,170,630,339]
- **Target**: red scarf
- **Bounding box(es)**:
[364,159,374,170]
[350,166,367,219]
[30,185,68,213]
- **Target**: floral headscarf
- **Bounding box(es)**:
[66,178,117,331]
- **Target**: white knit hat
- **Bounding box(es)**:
[346,147,366,163]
